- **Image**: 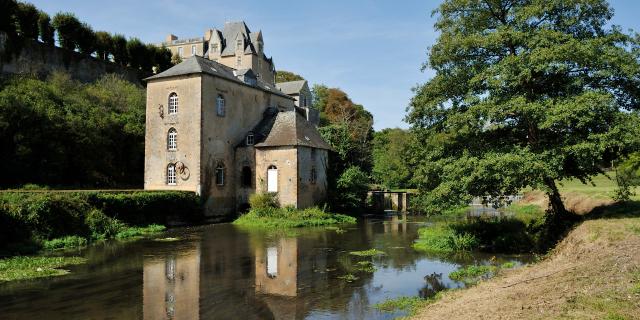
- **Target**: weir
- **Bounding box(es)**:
[367,191,413,214]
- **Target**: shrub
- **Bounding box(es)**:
[413,224,479,253]
[249,192,279,209]
[234,206,356,229]
[85,208,126,240]
[448,265,496,283]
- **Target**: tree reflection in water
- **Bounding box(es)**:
[419,272,448,299]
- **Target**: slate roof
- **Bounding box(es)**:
[144,56,291,99]
[276,80,307,95]
[252,110,332,150]
[221,21,253,56]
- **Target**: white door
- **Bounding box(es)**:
[267,167,278,192]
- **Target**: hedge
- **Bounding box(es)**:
[0,191,201,254]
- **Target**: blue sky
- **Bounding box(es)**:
[29,0,640,130]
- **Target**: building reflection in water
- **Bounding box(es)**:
[255,237,298,297]
[143,244,200,320]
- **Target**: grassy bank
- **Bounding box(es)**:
[411,175,640,319]
[0,256,87,282]
[0,190,200,255]
[413,203,549,254]
[233,206,356,230]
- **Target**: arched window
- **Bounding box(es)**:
[216,95,225,117]
[267,165,278,192]
[215,163,225,186]
[167,128,177,150]
[310,167,317,184]
[246,133,254,145]
[168,92,178,114]
[241,166,252,187]
[167,164,176,185]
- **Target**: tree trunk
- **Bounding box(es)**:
[543,177,569,218]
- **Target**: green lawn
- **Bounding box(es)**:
[557,173,640,200]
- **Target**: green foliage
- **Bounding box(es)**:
[249,192,279,209]
[337,273,359,282]
[126,37,145,69]
[154,45,173,72]
[76,22,96,54]
[43,235,87,250]
[354,261,377,273]
[275,70,304,83]
[0,0,21,60]
[449,265,495,283]
[0,190,199,254]
[0,256,86,281]
[94,31,112,60]
[333,166,370,212]
[349,248,385,257]
[372,128,413,189]
[234,206,356,230]
[405,0,640,217]
[413,224,479,253]
[373,296,433,315]
[37,11,54,45]
[15,2,39,40]
[0,73,145,187]
[115,224,165,239]
[111,34,128,65]
[52,12,81,50]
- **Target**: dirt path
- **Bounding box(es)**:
[414,217,640,320]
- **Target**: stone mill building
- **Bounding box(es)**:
[143,21,331,219]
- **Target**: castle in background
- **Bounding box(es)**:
[144,21,330,220]
[161,21,276,85]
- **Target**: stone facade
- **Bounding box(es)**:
[160,21,276,85]
[144,53,330,220]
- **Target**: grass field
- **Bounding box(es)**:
[557,172,640,200]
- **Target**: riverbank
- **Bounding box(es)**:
[0,190,200,255]
[413,190,640,319]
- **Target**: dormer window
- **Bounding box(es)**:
[236,39,243,49]
[236,55,242,66]
[211,43,218,53]
[246,133,254,145]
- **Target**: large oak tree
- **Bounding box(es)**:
[406,0,640,218]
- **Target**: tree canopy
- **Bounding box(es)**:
[275,70,304,83]
[372,128,413,189]
[406,0,640,217]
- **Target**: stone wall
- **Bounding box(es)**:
[0,35,140,84]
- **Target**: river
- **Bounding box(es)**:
[0,214,530,320]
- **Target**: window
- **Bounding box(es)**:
[178,47,183,57]
[241,166,252,187]
[191,45,196,56]
[168,92,178,114]
[215,164,225,186]
[310,167,317,184]
[236,39,243,49]
[211,43,218,53]
[167,128,177,150]
[167,164,176,185]
[236,55,242,66]
[267,165,278,192]
[246,133,254,145]
[216,95,225,116]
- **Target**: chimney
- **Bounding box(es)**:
[166,34,178,43]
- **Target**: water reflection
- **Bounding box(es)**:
[0,215,532,320]
[143,244,200,320]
